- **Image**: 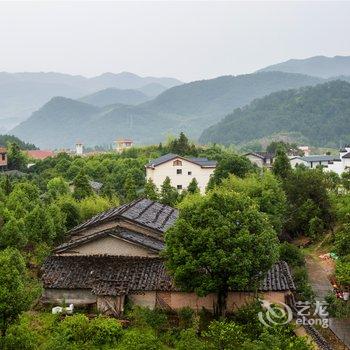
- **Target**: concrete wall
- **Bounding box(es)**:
[63,235,157,257]
[42,289,96,305]
[146,158,215,194]
[129,292,157,309]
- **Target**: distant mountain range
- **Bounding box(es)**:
[0,71,180,130]
[79,88,150,107]
[258,55,350,78]
[199,80,350,148]
[11,71,325,149]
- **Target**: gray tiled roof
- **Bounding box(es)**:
[302,155,340,162]
[70,198,178,234]
[54,227,165,253]
[42,256,295,295]
[342,152,350,159]
[145,153,217,168]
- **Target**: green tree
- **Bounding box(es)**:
[220,172,287,233]
[160,177,178,206]
[208,154,255,189]
[73,171,93,200]
[283,168,334,237]
[124,175,138,202]
[187,178,200,194]
[57,196,81,230]
[7,142,27,171]
[272,149,292,180]
[0,248,28,332]
[341,171,350,192]
[47,177,69,199]
[0,217,27,249]
[169,132,197,156]
[164,189,279,316]
[144,178,159,200]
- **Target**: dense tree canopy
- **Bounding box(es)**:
[164,189,279,316]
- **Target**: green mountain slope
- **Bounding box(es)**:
[11,72,327,149]
[199,80,350,148]
[258,55,350,78]
[79,88,150,107]
[11,97,100,149]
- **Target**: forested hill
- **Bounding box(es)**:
[0,134,37,150]
[199,80,350,148]
[11,71,324,149]
[79,88,150,107]
[258,55,350,78]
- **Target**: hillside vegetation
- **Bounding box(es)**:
[11,72,324,148]
[200,80,350,148]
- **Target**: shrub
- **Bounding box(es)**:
[3,320,39,350]
[58,314,90,343]
[293,266,314,301]
[129,306,168,333]
[279,242,305,267]
[88,315,123,345]
[231,300,265,338]
[334,224,350,258]
[175,328,208,350]
[203,320,246,350]
[117,328,163,350]
[178,307,195,330]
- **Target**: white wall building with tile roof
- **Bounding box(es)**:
[145,153,217,194]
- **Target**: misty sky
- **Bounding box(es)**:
[0,1,349,82]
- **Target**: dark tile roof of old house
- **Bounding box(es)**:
[54,228,165,254]
[70,198,178,235]
[42,256,295,296]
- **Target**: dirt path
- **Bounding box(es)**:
[305,254,350,349]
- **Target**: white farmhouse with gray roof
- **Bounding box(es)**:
[289,145,350,175]
[145,153,217,194]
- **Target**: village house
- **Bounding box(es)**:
[42,198,296,316]
[244,152,274,168]
[115,139,133,153]
[0,147,7,170]
[145,154,217,194]
[289,146,350,175]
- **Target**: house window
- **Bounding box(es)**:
[177,185,182,190]
[1,154,5,161]
[173,160,182,166]
[177,169,182,175]
[188,171,192,175]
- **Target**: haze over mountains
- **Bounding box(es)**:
[0,71,181,130]
[12,71,323,149]
[258,55,350,78]
[7,55,350,149]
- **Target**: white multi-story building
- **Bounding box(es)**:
[289,145,350,175]
[145,153,217,194]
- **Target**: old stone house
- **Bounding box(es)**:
[42,198,295,315]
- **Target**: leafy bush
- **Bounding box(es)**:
[279,242,305,267]
[334,224,350,258]
[203,320,246,350]
[178,307,195,330]
[3,319,39,350]
[87,315,123,345]
[293,266,314,301]
[117,328,163,350]
[58,314,90,343]
[175,328,208,350]
[129,306,168,333]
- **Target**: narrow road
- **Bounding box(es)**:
[305,255,350,349]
